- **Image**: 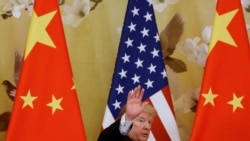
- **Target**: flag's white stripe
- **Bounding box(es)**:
[148,131,156,141]
[102,106,115,128]
[150,90,180,141]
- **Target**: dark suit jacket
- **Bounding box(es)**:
[98,118,132,141]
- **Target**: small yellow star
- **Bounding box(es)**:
[227,93,244,112]
[209,9,238,54]
[47,95,63,114]
[24,10,57,59]
[20,90,37,109]
[202,88,218,106]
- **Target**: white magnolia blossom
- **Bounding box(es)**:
[152,0,180,12]
[4,0,33,18]
[241,0,250,9]
[1,0,92,27]
[11,2,26,18]
[176,26,211,68]
[62,0,90,27]
[177,37,208,68]
[12,5,23,17]
[202,26,212,44]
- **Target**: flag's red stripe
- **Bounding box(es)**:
[147,100,171,141]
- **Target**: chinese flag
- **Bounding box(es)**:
[190,0,250,141]
[5,0,87,141]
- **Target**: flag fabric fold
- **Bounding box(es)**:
[191,0,250,140]
[5,0,87,141]
[101,0,180,140]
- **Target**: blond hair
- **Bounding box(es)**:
[143,104,157,116]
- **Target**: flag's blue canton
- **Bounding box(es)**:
[108,0,169,118]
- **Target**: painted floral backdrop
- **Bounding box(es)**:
[0,0,250,140]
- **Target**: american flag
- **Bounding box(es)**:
[101,0,180,140]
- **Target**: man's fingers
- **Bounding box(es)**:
[128,85,144,101]
[127,90,132,100]
[138,87,144,100]
[134,85,142,98]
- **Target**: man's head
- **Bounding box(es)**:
[128,105,157,141]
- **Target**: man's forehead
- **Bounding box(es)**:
[137,112,154,119]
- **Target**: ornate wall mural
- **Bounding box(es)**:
[1,0,250,140]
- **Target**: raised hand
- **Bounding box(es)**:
[125,85,148,121]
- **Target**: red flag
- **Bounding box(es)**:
[5,0,87,141]
[190,0,250,140]
[101,0,180,140]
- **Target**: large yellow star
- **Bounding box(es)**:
[24,10,57,59]
[20,90,37,109]
[227,93,244,112]
[47,95,63,114]
[202,88,218,106]
[209,9,238,53]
